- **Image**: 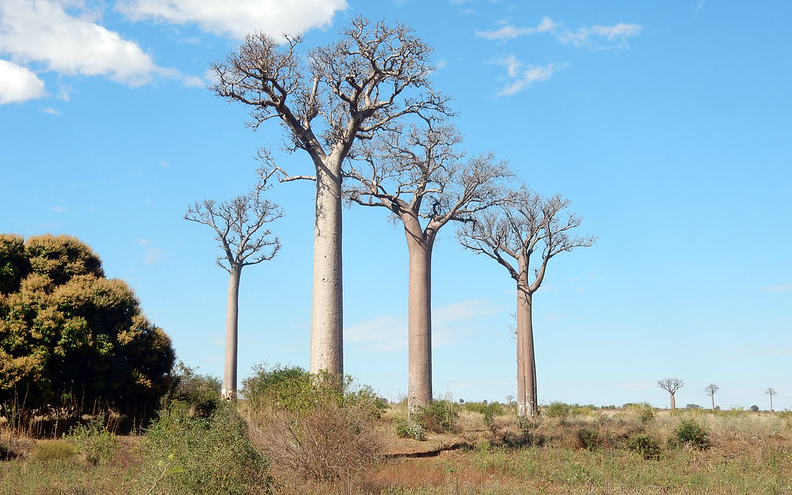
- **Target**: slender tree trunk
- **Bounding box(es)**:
[222,264,242,400]
[670,393,676,410]
[405,224,434,418]
[309,158,344,377]
[516,273,538,418]
[711,395,715,410]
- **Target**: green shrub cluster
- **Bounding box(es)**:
[672,419,711,450]
[67,417,120,465]
[395,417,426,441]
[137,402,271,495]
[627,433,661,459]
[418,400,459,433]
[576,428,599,450]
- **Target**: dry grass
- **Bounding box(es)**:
[2,406,791,495]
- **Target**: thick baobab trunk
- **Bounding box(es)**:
[669,393,676,410]
[516,274,538,418]
[405,225,434,418]
[309,160,344,376]
[222,265,242,400]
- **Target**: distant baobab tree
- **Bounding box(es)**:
[657,378,685,409]
[210,17,449,378]
[185,174,282,400]
[458,187,595,418]
[346,119,512,416]
[705,384,719,410]
[765,388,777,412]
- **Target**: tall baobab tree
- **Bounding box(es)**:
[185,175,282,399]
[211,17,449,377]
[346,120,512,416]
[765,388,777,412]
[657,378,685,409]
[458,187,595,418]
[705,384,719,410]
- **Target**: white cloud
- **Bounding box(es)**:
[347,299,501,352]
[41,106,61,115]
[0,0,168,89]
[491,56,562,96]
[475,17,555,40]
[116,0,348,39]
[49,205,67,213]
[556,22,642,50]
[476,16,641,50]
[760,283,792,293]
[135,238,166,264]
[0,59,46,104]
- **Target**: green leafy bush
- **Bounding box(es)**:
[627,433,661,459]
[137,402,270,494]
[576,428,599,450]
[67,417,119,465]
[418,400,459,433]
[165,363,223,419]
[395,417,426,441]
[673,419,711,450]
[543,402,571,420]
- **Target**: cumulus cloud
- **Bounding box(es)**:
[491,56,563,96]
[116,0,348,39]
[0,59,46,104]
[0,0,179,101]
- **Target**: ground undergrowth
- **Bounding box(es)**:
[2,376,791,495]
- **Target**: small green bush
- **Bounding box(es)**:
[137,402,271,494]
[395,418,426,441]
[576,428,599,450]
[67,417,120,465]
[166,363,223,419]
[627,433,661,459]
[673,419,711,450]
[418,400,459,433]
[543,402,571,420]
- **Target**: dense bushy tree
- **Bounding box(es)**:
[0,234,175,428]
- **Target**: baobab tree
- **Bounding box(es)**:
[766,387,777,412]
[657,378,685,409]
[705,384,719,410]
[185,175,282,399]
[346,120,512,416]
[211,17,449,377]
[458,187,595,418]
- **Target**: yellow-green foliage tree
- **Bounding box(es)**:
[0,234,175,427]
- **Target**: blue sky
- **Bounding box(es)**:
[2,0,790,410]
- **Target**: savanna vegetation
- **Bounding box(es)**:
[3,379,791,494]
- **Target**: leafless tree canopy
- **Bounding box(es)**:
[705,384,719,396]
[346,121,512,232]
[185,174,282,272]
[458,186,596,293]
[657,378,685,394]
[211,17,450,174]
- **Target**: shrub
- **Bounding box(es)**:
[242,366,381,483]
[395,418,426,441]
[673,419,711,450]
[576,428,599,450]
[627,433,661,459]
[418,400,459,433]
[165,363,223,419]
[67,417,120,465]
[137,402,271,495]
[543,402,571,420]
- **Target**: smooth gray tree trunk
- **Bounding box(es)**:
[309,158,344,376]
[516,273,538,418]
[222,265,241,400]
[405,223,434,417]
